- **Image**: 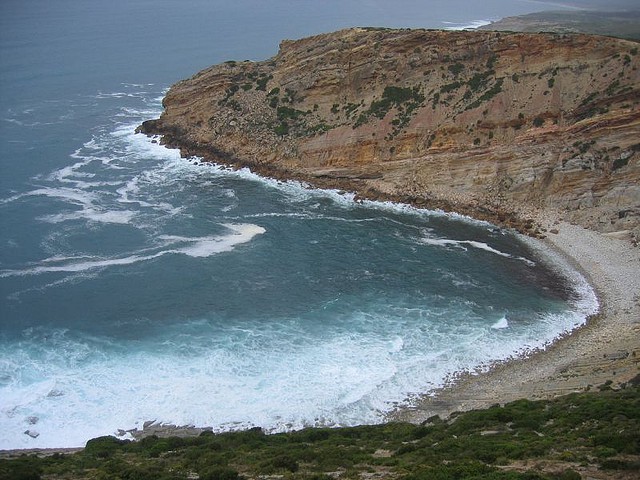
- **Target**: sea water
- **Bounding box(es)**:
[0,0,590,449]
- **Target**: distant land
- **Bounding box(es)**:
[480,8,640,41]
[535,0,640,11]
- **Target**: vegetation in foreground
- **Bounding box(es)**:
[1,382,638,480]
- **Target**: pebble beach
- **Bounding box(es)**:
[395,217,640,423]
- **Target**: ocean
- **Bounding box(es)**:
[0,0,593,449]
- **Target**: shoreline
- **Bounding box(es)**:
[0,203,640,458]
[393,213,640,423]
[1,187,638,457]
[3,123,640,451]
[4,147,640,452]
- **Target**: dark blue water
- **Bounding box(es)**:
[0,0,592,449]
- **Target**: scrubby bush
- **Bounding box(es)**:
[264,454,299,472]
[84,435,130,459]
[199,466,240,480]
[0,457,42,480]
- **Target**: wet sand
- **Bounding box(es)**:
[394,217,640,423]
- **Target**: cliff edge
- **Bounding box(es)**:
[139,28,640,240]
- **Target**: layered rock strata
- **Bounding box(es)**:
[139,28,640,240]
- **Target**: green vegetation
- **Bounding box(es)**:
[354,85,425,136]
[255,74,272,91]
[1,384,638,480]
[218,84,240,106]
[573,139,596,155]
[273,123,289,136]
[612,143,640,170]
[465,78,504,111]
[276,106,307,121]
[306,122,333,134]
[486,54,498,70]
[448,62,464,77]
[342,102,361,119]
[431,91,440,109]
[439,81,462,95]
[466,70,494,94]
[428,65,504,113]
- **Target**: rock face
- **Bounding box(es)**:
[140,28,640,240]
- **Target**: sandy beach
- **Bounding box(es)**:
[394,215,640,423]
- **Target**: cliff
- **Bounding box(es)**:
[139,28,640,240]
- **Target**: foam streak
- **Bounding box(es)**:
[0,224,265,277]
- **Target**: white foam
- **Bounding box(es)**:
[420,236,536,266]
[163,223,266,257]
[121,117,496,233]
[21,185,138,225]
[442,19,493,30]
[491,316,509,329]
[113,170,183,216]
[0,224,265,277]
[0,326,396,448]
[95,92,146,99]
[41,209,136,225]
[25,187,99,207]
[0,281,596,450]
[174,158,495,233]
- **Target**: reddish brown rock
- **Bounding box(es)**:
[140,28,640,240]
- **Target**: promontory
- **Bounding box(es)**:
[139,28,640,241]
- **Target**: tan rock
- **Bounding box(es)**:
[140,28,640,241]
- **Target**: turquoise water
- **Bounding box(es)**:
[0,0,592,449]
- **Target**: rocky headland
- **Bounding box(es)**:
[139,28,640,242]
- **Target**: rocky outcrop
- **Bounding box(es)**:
[139,28,640,240]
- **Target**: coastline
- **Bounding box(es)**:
[5,21,640,450]
[1,187,638,458]
[393,213,640,423]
